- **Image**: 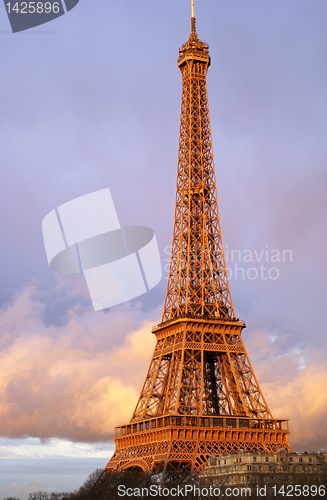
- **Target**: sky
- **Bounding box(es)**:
[0,0,327,497]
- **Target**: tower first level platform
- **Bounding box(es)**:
[109,414,290,475]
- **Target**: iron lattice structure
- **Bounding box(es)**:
[105,16,291,478]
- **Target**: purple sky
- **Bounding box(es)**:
[0,0,327,497]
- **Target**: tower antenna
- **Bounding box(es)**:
[191,0,195,18]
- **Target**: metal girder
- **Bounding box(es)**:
[162,19,234,323]
[132,320,272,420]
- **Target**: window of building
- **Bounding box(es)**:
[289,457,293,463]
[247,465,252,471]
[224,460,226,465]
[253,457,257,462]
[299,457,303,463]
[309,458,312,463]
[265,457,269,462]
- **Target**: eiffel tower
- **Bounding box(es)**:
[105,2,291,477]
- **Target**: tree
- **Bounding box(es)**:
[70,469,103,499]
[28,493,50,500]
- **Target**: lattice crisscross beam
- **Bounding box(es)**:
[162,21,234,322]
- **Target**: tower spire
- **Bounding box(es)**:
[190,0,196,34]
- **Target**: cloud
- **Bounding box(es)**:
[266,363,327,452]
[0,437,113,459]
[245,329,327,452]
[0,478,51,500]
[0,280,157,442]
[0,279,327,453]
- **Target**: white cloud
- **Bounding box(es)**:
[0,437,113,459]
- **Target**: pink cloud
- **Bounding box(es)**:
[245,329,327,452]
[0,282,157,441]
[0,282,326,452]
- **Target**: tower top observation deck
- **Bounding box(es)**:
[178,13,210,68]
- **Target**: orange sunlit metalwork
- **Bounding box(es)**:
[105,16,291,478]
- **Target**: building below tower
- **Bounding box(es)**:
[200,450,327,496]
